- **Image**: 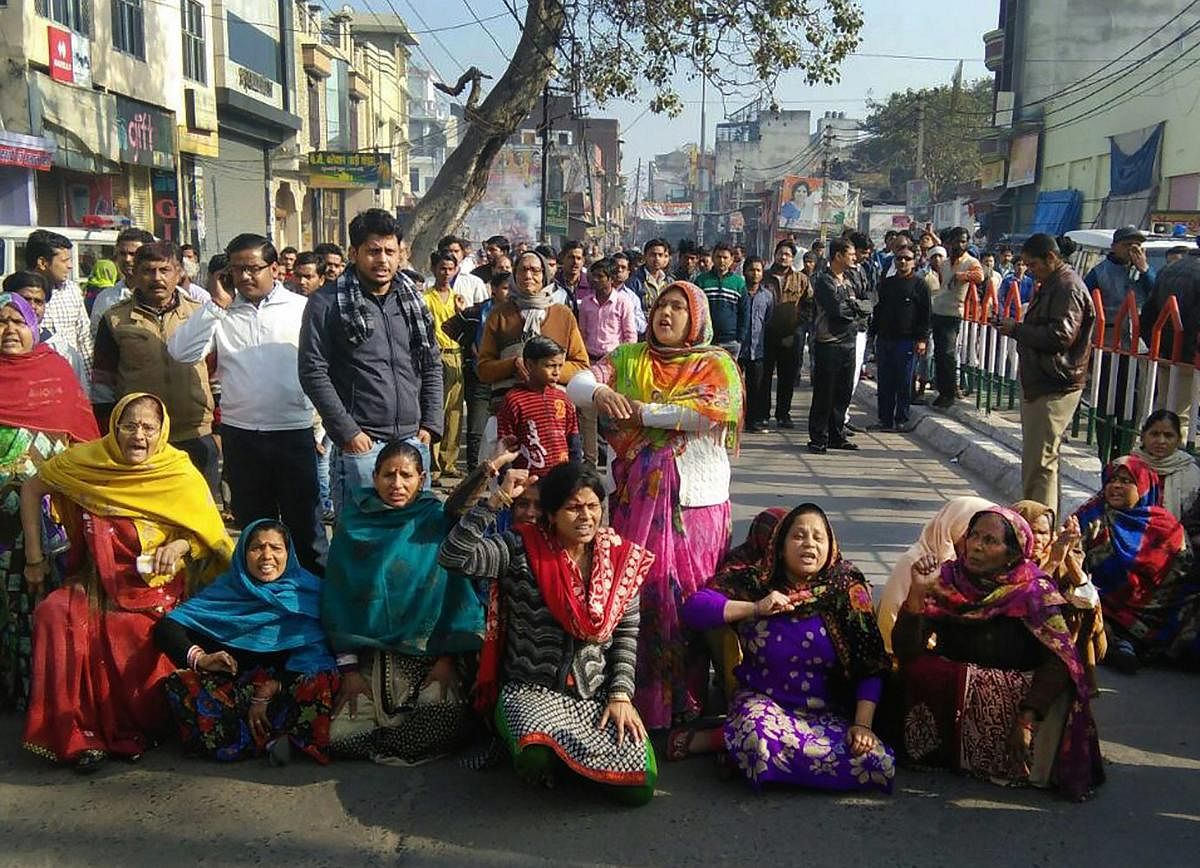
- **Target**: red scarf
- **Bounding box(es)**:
[474,523,653,713]
[0,344,99,443]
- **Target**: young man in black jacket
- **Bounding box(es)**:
[808,239,872,453]
[868,244,930,432]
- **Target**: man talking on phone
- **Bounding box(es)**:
[1083,225,1155,350]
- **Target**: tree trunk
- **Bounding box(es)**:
[404,0,565,261]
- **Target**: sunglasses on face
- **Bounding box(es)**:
[895,255,915,262]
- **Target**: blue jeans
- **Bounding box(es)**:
[330,435,431,515]
[875,338,917,427]
[316,433,332,510]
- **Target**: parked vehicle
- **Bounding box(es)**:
[0,225,119,282]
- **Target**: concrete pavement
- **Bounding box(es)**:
[1,394,1199,866]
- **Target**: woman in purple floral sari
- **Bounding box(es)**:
[682,503,895,793]
[893,506,1104,800]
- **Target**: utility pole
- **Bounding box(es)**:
[630,157,642,247]
[818,125,833,242]
[695,73,708,246]
[539,84,551,242]
[915,96,925,181]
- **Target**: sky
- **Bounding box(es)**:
[356,0,1000,182]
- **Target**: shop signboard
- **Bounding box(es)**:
[47,26,92,88]
[308,151,392,189]
[545,198,568,234]
[114,97,176,169]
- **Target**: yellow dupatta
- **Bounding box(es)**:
[37,392,233,582]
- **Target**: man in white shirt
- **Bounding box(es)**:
[166,233,327,574]
[431,233,488,304]
[27,230,93,385]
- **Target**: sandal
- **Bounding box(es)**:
[666,726,694,762]
[75,749,107,775]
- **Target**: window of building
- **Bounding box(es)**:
[410,169,421,194]
[111,0,145,60]
[325,60,350,151]
[181,0,206,84]
[228,11,281,83]
[307,78,322,149]
[520,130,537,146]
[36,0,92,35]
[556,131,573,146]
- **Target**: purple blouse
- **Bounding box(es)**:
[683,587,882,706]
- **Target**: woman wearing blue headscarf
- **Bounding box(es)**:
[154,519,340,765]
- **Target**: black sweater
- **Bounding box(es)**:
[869,274,931,341]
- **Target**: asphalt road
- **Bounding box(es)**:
[2,417,1199,867]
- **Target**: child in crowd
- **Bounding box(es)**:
[496,336,582,472]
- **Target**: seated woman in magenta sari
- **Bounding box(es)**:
[682,504,896,793]
[567,281,742,729]
[20,392,233,772]
[155,519,340,765]
[893,507,1104,800]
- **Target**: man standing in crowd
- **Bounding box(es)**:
[553,239,589,316]
[535,244,558,284]
[739,256,775,432]
[763,240,811,426]
[1139,237,1200,436]
[93,241,218,491]
[472,235,511,285]
[809,239,827,272]
[674,240,700,281]
[314,242,346,282]
[25,230,93,383]
[696,241,746,357]
[808,239,870,454]
[625,237,672,328]
[290,251,326,296]
[92,227,207,334]
[278,246,298,280]
[609,250,648,335]
[299,208,442,511]
[424,252,467,484]
[166,234,326,574]
[180,244,202,286]
[869,245,930,432]
[436,234,489,305]
[929,227,984,409]
[575,257,637,463]
[997,234,1095,513]
[1085,225,1155,349]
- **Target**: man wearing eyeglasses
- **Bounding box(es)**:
[93,240,218,493]
[167,234,327,574]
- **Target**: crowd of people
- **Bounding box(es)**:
[3,207,1200,807]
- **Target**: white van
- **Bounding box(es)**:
[1064,228,1189,279]
[0,225,120,283]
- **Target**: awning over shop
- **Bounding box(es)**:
[28,71,121,173]
[969,187,1011,215]
[1029,189,1083,235]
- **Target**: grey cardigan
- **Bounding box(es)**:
[438,503,638,699]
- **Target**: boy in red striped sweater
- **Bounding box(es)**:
[496,335,583,472]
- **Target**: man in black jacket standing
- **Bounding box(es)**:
[868,244,930,432]
[808,238,872,454]
[299,208,443,511]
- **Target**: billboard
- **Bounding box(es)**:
[1007,132,1039,188]
[638,201,692,223]
[308,151,392,189]
[462,144,542,244]
[778,176,822,230]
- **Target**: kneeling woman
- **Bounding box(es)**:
[20,393,233,771]
[439,462,658,805]
[893,507,1104,800]
[154,520,340,764]
[682,504,896,793]
[322,441,485,764]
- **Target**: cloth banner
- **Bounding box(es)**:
[1110,122,1163,197]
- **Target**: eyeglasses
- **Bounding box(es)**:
[895,255,915,262]
[116,422,161,437]
[229,263,272,277]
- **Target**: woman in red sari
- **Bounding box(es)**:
[20,392,233,772]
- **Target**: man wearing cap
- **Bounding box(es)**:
[1139,236,1200,436]
[1084,225,1156,350]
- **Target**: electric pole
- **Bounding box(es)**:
[630,157,642,247]
[915,96,925,181]
[539,84,551,242]
[818,125,833,242]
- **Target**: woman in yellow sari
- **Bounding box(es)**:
[20,393,232,772]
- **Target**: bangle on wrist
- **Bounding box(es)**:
[250,696,270,705]
[25,556,45,566]
[608,693,631,703]
[493,489,514,508]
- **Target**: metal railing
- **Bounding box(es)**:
[953,281,1196,463]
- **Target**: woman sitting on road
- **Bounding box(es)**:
[681,504,896,793]
[1013,500,1106,693]
[21,393,233,772]
[892,507,1104,799]
[439,462,658,806]
[155,520,340,765]
[0,291,98,711]
[877,496,996,653]
[1130,410,1200,521]
[321,440,485,765]
[1076,454,1195,672]
[567,281,743,731]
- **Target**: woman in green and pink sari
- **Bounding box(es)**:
[567,281,743,729]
